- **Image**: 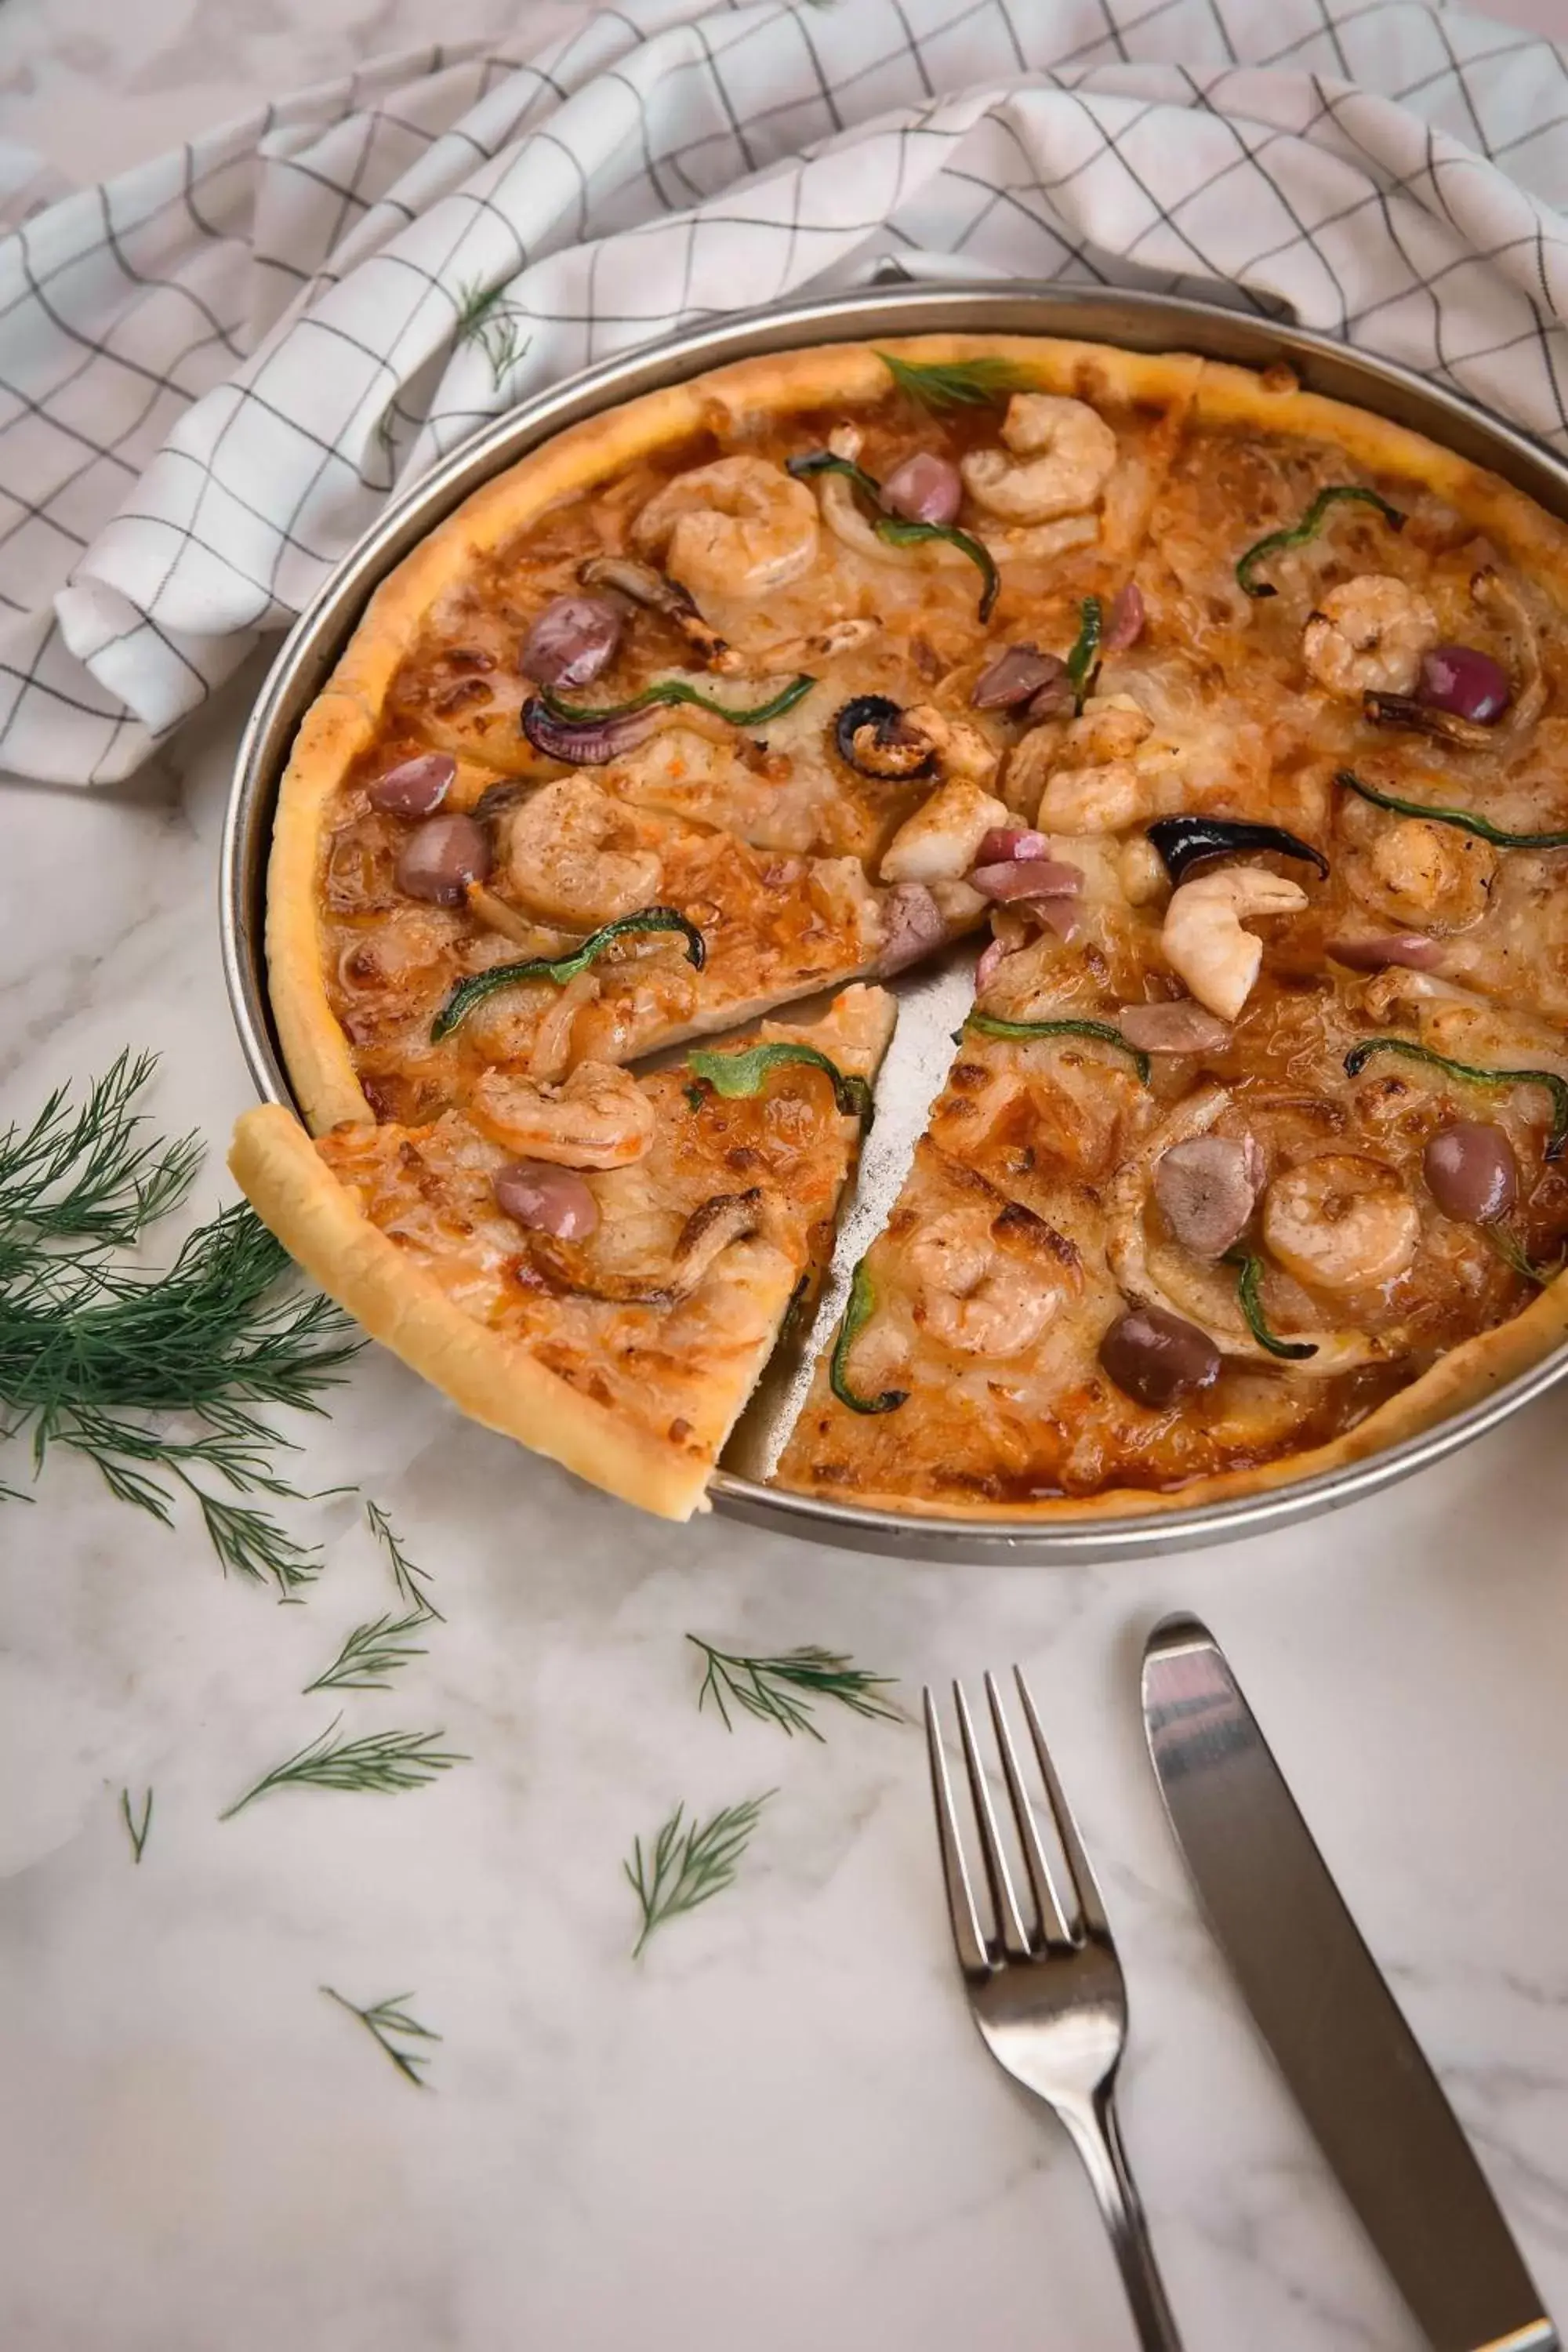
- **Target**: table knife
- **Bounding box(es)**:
[1142,1613,1558,2352]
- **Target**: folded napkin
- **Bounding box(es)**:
[0,0,1564,786]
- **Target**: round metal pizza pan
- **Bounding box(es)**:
[222,281,1568,1562]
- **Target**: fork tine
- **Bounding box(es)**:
[953,1678,1033,1959]
[983,1670,1073,1949]
[1014,1666,1110,1940]
[922,1686,989,1976]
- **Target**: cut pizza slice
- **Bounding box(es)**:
[231,985,894,1523]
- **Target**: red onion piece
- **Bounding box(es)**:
[395,812,491,905]
[1104,579,1145,652]
[1026,672,1076,721]
[1036,896,1083,942]
[522,697,661,767]
[1423,1122,1518,1225]
[971,857,1083,903]
[521,594,626,689]
[1326,934,1443,971]
[1155,1134,1260,1258]
[975,937,1011,990]
[368,752,456,818]
[877,880,947,973]
[972,644,1065,711]
[493,1160,600,1239]
[1118,1000,1232,1054]
[881,451,963,526]
[976,827,1050,865]
[1417,644,1511,725]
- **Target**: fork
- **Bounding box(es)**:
[924,1668,1184,2351]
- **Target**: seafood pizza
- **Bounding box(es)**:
[234,336,1568,1523]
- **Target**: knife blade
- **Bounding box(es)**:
[1142,1613,1558,2352]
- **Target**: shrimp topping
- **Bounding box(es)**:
[1161,868,1308,1021]
[960,394,1118,524]
[1301,575,1439,699]
[1347,816,1495,933]
[1262,1154,1420,1291]
[1014,695,1174,833]
[502,778,663,928]
[908,1201,1071,1356]
[880,775,1011,884]
[633,456,819,601]
[469,1060,656,1169]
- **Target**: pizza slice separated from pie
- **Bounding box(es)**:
[231,986,894,1522]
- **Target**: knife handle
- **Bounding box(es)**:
[1060,2084,1185,2352]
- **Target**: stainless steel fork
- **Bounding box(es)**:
[924,1669,1183,2352]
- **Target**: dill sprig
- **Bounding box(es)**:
[877,350,1033,413]
[305,1610,429,1694]
[688,1637,900,1740]
[321,1987,441,2087]
[453,278,530,395]
[0,1056,361,1593]
[625,1792,774,1958]
[365,1499,444,1623]
[120,1788,153,1864]
[220,1716,466,1819]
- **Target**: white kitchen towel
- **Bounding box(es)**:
[1,0,1565,786]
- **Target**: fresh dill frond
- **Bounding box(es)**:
[120,1788,153,1864]
[877,350,1033,415]
[220,1717,466,1819]
[452,277,531,396]
[305,1610,430,1694]
[365,1499,444,1623]
[321,1986,441,2087]
[1488,1224,1566,1287]
[0,1056,361,1592]
[625,1792,774,1958]
[688,1637,900,1741]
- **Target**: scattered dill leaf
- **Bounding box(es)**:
[321,1986,441,2087]
[877,350,1033,413]
[626,1792,774,1958]
[365,1499,444,1624]
[120,1787,153,1864]
[305,1610,429,1694]
[688,1638,900,1741]
[1488,1224,1566,1287]
[220,1717,466,1819]
[453,277,531,395]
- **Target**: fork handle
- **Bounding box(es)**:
[1062,2085,1184,2352]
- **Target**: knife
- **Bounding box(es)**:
[1142,1614,1558,2352]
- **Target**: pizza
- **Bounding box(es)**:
[238,332,1568,1526]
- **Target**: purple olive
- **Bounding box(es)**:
[972,644,1066,711]
[976,827,1047,865]
[493,1160,600,1239]
[1099,1306,1221,1409]
[880,451,963,526]
[1117,1000,1232,1054]
[395,812,491,905]
[1155,1135,1262,1258]
[1417,644,1511,725]
[367,752,456,818]
[1423,1120,1519,1225]
[971,857,1083,904]
[520,593,626,689]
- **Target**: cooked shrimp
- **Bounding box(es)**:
[632,456,819,600]
[812,426,966,571]
[1346,816,1494,932]
[1262,1154,1420,1290]
[468,1060,656,1169]
[1012,695,1167,831]
[880,774,1011,884]
[960,394,1117,524]
[502,777,663,927]
[1162,868,1308,1021]
[908,1205,1062,1356]
[1066,695,1153,765]
[1301,575,1439,699]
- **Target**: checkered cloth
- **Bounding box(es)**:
[2,0,1564,786]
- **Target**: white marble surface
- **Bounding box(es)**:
[4,7,1568,2350]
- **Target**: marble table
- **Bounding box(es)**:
[2,7,1568,2347]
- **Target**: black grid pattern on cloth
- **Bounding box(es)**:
[0,0,1562,784]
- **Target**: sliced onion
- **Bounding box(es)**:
[1326,934,1443,971]
[975,937,1011,991]
[521,697,661,767]
[1417,643,1511,725]
[881,451,963,525]
[1118,1000,1232,1054]
[971,644,1065,711]
[971,857,1083,903]
[877,880,947,973]
[395,813,491,905]
[367,753,456,818]
[1035,896,1083,942]
[1104,580,1145,652]
[493,1160,600,1239]
[521,594,625,689]
[976,827,1050,865]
